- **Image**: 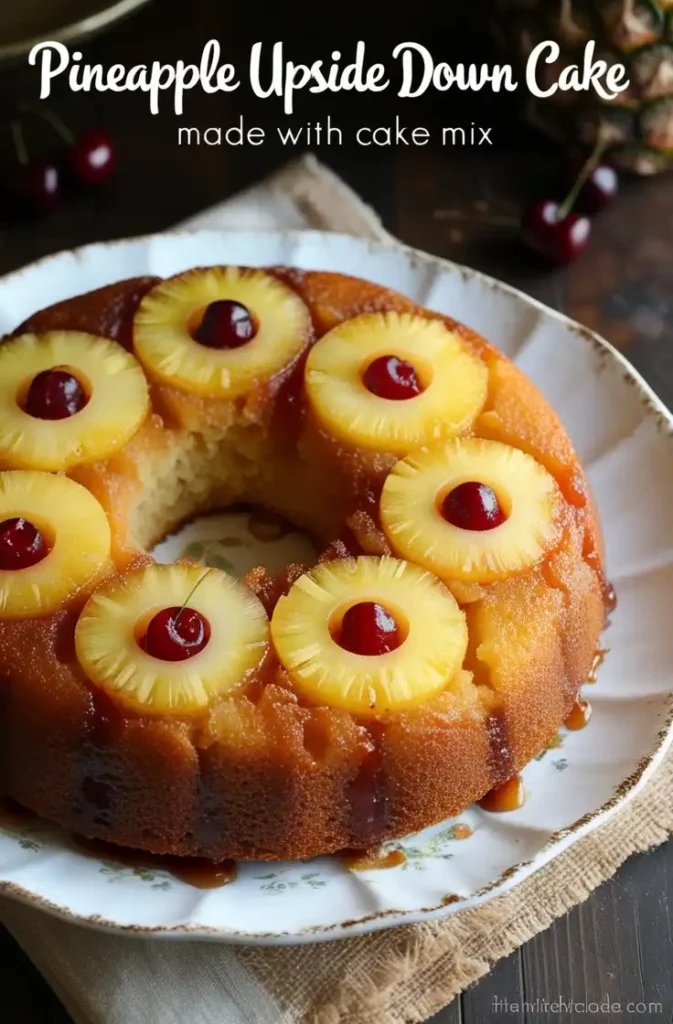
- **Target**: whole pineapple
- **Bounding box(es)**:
[495,0,673,174]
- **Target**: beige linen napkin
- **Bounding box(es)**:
[2,154,672,1024]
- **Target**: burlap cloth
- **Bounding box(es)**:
[1,155,671,1024]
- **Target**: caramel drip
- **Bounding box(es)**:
[74,690,125,834]
[347,724,389,848]
[0,676,10,794]
[485,711,514,785]
[565,697,592,731]
[586,649,608,684]
[451,824,473,840]
[481,712,519,816]
[171,859,236,889]
[267,348,308,443]
[603,581,617,627]
[478,774,525,812]
[75,835,236,889]
[341,847,406,871]
[194,749,225,851]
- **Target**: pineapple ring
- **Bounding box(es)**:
[271,556,468,717]
[75,563,269,716]
[133,267,312,397]
[0,471,112,619]
[380,438,563,584]
[0,332,150,472]
[305,312,488,454]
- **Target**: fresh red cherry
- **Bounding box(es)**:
[0,518,48,571]
[575,163,619,214]
[69,130,116,187]
[521,200,591,265]
[337,602,401,656]
[192,300,256,349]
[24,369,88,420]
[363,356,422,400]
[442,482,507,532]
[11,159,61,215]
[143,606,211,662]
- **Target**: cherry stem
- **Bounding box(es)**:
[18,102,76,145]
[557,134,611,222]
[10,119,28,166]
[433,210,519,227]
[174,568,212,627]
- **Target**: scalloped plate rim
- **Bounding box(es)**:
[0,228,672,945]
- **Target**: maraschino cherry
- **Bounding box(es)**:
[573,161,619,214]
[521,201,591,265]
[7,104,116,217]
[337,602,401,656]
[24,369,88,420]
[8,119,61,216]
[19,103,116,189]
[0,518,48,570]
[143,606,211,662]
[193,301,256,349]
[12,160,61,214]
[522,136,615,265]
[442,482,507,532]
[69,129,115,187]
[363,356,422,400]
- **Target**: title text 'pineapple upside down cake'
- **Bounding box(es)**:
[0,265,608,861]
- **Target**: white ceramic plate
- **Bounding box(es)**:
[0,230,672,945]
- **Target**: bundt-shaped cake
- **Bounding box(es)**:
[0,264,608,861]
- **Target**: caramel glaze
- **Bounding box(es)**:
[75,836,236,889]
[452,824,473,840]
[0,798,236,889]
[13,276,161,352]
[74,690,126,836]
[603,582,617,627]
[587,648,608,684]
[0,676,9,785]
[564,697,592,731]
[478,774,525,813]
[347,722,389,849]
[485,711,514,786]
[475,713,524,811]
[340,847,407,871]
[194,748,227,851]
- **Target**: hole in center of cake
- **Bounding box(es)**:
[151,506,318,581]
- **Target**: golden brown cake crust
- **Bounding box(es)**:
[0,268,607,861]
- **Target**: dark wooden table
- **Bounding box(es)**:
[1,3,673,1021]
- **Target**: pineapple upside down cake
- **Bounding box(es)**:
[0,264,608,861]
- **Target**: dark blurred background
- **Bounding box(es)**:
[0,2,539,271]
